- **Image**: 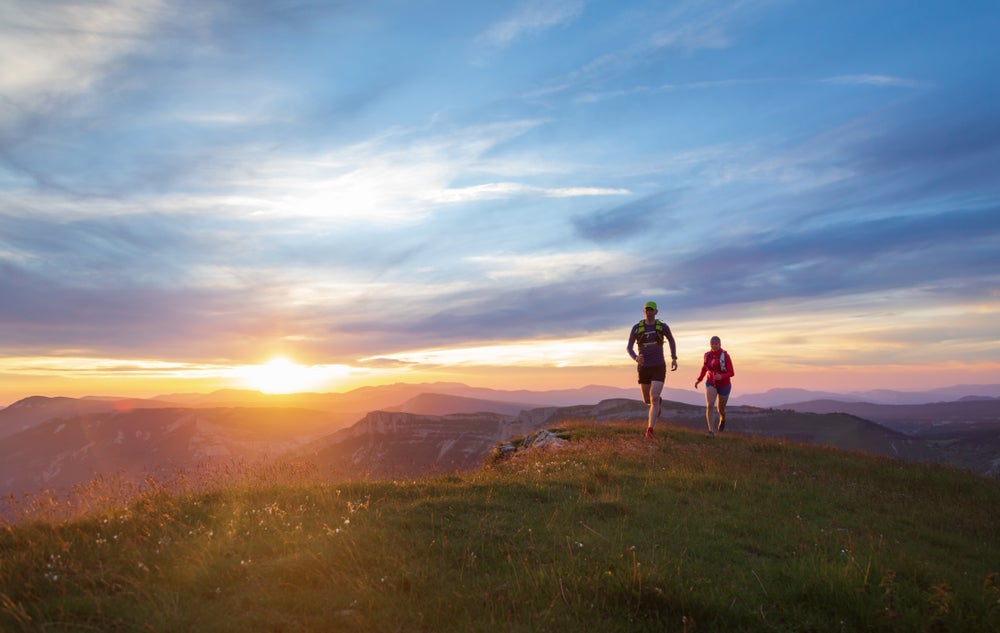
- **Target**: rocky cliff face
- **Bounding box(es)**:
[303,410,541,478]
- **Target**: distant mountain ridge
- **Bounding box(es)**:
[0,407,345,501]
[0,395,181,440]
[6,381,998,413]
[3,383,999,511]
[298,397,967,480]
[777,398,1000,434]
[734,384,1000,407]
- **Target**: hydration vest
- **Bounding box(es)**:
[636,319,666,345]
[705,350,727,372]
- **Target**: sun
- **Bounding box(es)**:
[235,357,325,394]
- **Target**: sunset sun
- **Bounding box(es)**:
[235,357,325,394]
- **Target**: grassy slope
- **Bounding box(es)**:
[2,420,999,632]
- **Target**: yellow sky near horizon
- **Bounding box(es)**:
[3,316,999,405]
[4,288,998,406]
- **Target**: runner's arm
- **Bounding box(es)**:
[626,327,639,361]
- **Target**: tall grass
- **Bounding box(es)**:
[1,421,998,632]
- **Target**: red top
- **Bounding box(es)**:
[697,349,734,387]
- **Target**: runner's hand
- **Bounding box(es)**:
[671,359,678,371]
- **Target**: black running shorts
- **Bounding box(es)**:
[637,364,667,384]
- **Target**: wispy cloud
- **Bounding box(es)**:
[468,250,632,282]
[0,1,164,101]
[519,0,771,105]
[823,74,931,89]
[573,192,680,243]
[427,183,629,203]
[478,0,584,48]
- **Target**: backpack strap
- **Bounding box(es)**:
[637,320,664,345]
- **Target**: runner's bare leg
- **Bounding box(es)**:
[705,385,719,434]
[648,380,664,429]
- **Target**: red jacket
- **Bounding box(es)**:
[697,349,734,387]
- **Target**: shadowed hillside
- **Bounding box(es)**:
[298,398,968,480]
[779,398,1000,477]
[1,421,997,632]
[0,407,346,500]
[5,396,997,513]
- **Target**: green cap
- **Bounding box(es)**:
[644,301,657,310]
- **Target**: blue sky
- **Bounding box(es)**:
[1,0,999,401]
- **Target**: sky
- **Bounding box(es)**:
[1,0,999,405]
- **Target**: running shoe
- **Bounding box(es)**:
[645,427,655,440]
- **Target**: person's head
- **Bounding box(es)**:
[710,335,721,349]
[644,300,658,319]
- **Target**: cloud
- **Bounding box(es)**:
[666,204,1000,310]
[426,182,628,203]
[573,192,680,243]
[0,0,164,105]
[517,0,772,105]
[647,1,746,53]
[822,74,931,89]
[478,0,584,48]
[363,332,624,369]
[467,250,631,282]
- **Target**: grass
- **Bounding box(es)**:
[2,420,999,632]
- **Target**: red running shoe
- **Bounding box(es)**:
[645,427,655,440]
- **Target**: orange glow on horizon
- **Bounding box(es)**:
[2,351,1000,407]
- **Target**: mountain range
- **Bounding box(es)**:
[2,383,998,515]
[6,381,1000,418]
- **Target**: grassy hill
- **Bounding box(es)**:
[2,421,998,632]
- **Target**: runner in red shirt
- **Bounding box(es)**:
[694,335,734,437]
